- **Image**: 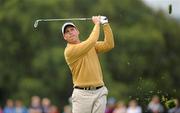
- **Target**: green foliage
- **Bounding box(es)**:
[165,99,176,109]
[1,0,180,109]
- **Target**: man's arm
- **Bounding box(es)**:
[95,23,114,53]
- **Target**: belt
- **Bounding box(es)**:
[74,85,103,90]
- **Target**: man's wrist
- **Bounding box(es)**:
[103,23,109,25]
[95,22,100,25]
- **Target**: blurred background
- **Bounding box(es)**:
[0,0,180,113]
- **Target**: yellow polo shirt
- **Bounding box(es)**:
[64,23,114,87]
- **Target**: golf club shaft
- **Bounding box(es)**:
[37,18,92,22]
[34,18,92,28]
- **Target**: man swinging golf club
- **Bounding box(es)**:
[62,15,114,113]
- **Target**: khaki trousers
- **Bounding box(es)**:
[71,86,108,113]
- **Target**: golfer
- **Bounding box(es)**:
[62,16,114,113]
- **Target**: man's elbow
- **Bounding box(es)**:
[107,43,114,51]
[109,42,115,49]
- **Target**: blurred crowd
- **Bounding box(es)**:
[106,95,180,113]
[0,96,71,113]
[0,95,179,113]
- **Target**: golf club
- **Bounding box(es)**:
[34,18,92,28]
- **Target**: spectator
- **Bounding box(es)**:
[42,98,51,113]
[127,99,142,113]
[147,95,164,113]
[3,99,14,113]
[14,100,27,113]
[168,98,180,113]
[113,101,127,113]
[49,105,59,113]
[0,106,3,113]
[106,97,116,113]
[29,96,42,113]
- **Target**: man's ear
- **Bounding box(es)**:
[63,35,67,40]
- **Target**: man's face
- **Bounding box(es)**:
[63,26,80,44]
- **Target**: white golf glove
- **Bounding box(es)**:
[100,16,108,24]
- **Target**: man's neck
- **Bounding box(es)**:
[68,40,80,44]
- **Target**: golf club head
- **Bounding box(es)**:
[34,20,40,28]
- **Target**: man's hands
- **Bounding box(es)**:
[92,16,100,25]
[92,16,108,25]
[100,16,108,24]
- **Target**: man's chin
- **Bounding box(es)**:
[69,40,76,44]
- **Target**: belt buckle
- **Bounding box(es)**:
[90,86,96,90]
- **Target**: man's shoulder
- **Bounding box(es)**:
[64,44,74,56]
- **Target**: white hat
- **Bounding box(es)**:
[61,22,76,35]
